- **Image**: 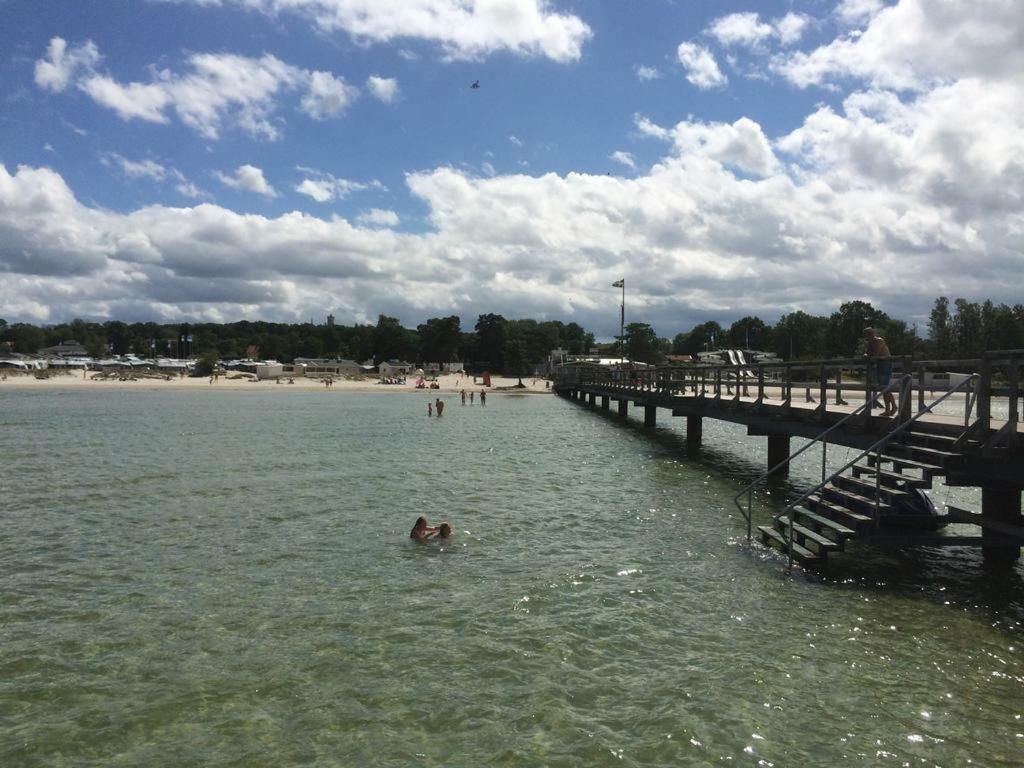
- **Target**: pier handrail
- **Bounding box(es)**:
[731,375,914,542]
[774,373,979,570]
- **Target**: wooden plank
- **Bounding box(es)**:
[778,516,840,551]
[833,474,910,503]
[851,463,931,489]
[758,525,820,563]
[793,506,857,538]
[805,493,873,526]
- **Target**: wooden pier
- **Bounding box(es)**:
[553,352,1024,567]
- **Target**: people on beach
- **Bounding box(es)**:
[479,389,486,405]
[469,391,474,404]
[428,401,433,416]
[461,389,466,405]
[436,398,445,416]
[863,327,897,416]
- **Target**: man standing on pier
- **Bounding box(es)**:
[863,327,897,416]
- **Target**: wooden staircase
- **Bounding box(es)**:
[758,426,961,566]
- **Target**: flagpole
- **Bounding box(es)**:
[619,279,625,366]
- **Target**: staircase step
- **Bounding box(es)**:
[851,463,931,489]
[792,506,857,539]
[805,493,873,529]
[822,484,892,517]
[758,525,820,564]
[833,474,910,503]
[778,516,841,552]
[905,430,959,448]
[873,454,946,476]
[884,443,955,465]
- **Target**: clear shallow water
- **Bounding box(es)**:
[1,389,1022,767]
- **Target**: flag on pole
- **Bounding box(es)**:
[612,279,624,287]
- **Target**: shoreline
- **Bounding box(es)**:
[0,371,553,395]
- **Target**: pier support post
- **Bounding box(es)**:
[767,434,792,476]
[686,415,702,446]
[601,395,609,411]
[981,486,1022,564]
[617,399,628,419]
[587,392,596,408]
[644,405,657,428]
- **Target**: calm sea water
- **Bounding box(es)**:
[1,388,1022,767]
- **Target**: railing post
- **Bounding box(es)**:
[835,367,844,405]
[978,355,992,442]
[1008,359,1020,447]
[756,366,765,405]
[917,363,926,413]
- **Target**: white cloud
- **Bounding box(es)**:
[177,0,593,63]
[294,169,384,202]
[34,37,100,92]
[176,181,207,199]
[6,2,1024,333]
[610,151,636,170]
[216,165,278,197]
[772,0,1024,90]
[835,0,884,26]
[635,65,660,81]
[38,41,357,139]
[509,135,523,147]
[43,143,55,153]
[366,75,399,103]
[773,13,809,46]
[357,208,400,228]
[677,42,727,89]
[302,70,359,119]
[102,153,170,181]
[707,13,773,47]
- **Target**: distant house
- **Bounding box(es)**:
[293,358,365,378]
[38,340,87,357]
[378,359,413,378]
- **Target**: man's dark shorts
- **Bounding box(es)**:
[876,360,892,388]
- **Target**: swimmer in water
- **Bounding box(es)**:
[410,516,439,540]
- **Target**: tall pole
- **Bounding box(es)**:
[620,279,625,365]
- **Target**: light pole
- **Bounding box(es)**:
[612,278,624,364]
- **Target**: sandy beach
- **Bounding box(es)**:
[0,370,554,395]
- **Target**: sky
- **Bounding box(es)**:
[0,0,1021,339]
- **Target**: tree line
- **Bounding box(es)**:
[620,297,1024,365]
[2,295,1020,374]
[0,314,595,375]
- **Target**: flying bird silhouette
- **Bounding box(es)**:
[470,80,480,89]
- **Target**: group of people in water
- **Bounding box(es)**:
[427,388,486,416]
[410,516,452,540]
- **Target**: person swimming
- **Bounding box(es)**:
[435,522,452,539]
[410,516,438,539]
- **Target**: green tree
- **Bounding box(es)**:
[678,321,722,356]
[769,311,826,360]
[727,316,769,350]
[502,338,529,385]
[624,322,662,364]
[825,301,888,357]
[952,298,983,355]
[928,296,954,357]
[418,315,462,364]
[474,313,507,371]
[373,315,410,364]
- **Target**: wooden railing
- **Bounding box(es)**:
[555,351,1023,443]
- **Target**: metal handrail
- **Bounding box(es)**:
[732,375,913,541]
[774,373,979,570]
